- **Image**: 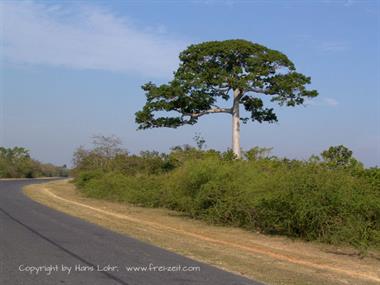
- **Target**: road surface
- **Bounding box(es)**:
[0,179,263,285]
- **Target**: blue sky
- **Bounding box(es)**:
[1,0,379,166]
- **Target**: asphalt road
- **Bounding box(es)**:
[0,179,263,285]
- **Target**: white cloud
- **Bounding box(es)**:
[0,2,187,78]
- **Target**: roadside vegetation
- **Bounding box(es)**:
[24,180,380,285]
[72,136,380,251]
[0,146,69,178]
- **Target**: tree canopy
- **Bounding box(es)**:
[136,39,317,129]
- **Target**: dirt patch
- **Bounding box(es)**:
[24,179,380,285]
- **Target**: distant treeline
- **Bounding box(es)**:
[72,136,380,251]
[0,147,69,178]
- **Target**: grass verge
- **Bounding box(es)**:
[24,179,380,285]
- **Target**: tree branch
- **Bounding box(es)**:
[184,107,232,119]
[247,87,269,94]
[236,89,245,101]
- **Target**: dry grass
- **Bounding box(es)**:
[24,179,380,285]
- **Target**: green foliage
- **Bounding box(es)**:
[72,135,128,173]
[356,167,380,190]
[254,165,379,249]
[135,39,318,129]
[244,146,273,161]
[77,172,164,207]
[0,146,68,178]
[321,145,363,170]
[73,169,105,189]
[218,149,237,161]
[72,142,380,250]
[0,147,33,177]
[72,136,177,177]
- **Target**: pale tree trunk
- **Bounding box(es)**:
[232,89,241,158]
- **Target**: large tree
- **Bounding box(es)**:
[136,39,318,158]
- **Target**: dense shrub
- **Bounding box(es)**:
[72,140,380,250]
[254,166,380,248]
[76,171,164,207]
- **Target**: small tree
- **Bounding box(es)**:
[72,135,127,172]
[91,135,124,158]
[193,132,206,150]
[0,147,33,177]
[321,145,353,167]
[321,145,363,170]
[136,39,318,158]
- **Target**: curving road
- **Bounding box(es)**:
[0,179,262,285]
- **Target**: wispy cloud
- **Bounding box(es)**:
[192,0,236,6]
[343,0,355,7]
[293,34,349,53]
[318,41,349,52]
[0,2,188,78]
[323,98,339,106]
[322,0,356,7]
[305,97,339,107]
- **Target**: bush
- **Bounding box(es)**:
[72,143,380,250]
[254,166,380,249]
[77,171,164,207]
